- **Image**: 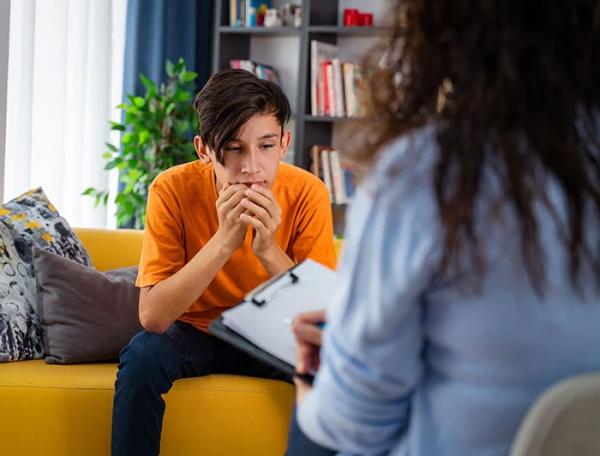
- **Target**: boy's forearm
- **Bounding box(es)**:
[256,243,295,276]
[139,234,233,333]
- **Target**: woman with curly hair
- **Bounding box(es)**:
[287,0,600,454]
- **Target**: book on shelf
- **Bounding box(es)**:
[332,59,346,117]
[325,61,335,117]
[342,62,356,117]
[329,150,347,203]
[310,145,357,204]
[351,65,372,118]
[310,40,371,118]
[310,40,339,116]
[229,60,282,86]
[321,148,334,203]
[230,0,271,27]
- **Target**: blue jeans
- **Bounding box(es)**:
[111,320,289,456]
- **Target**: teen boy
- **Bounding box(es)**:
[111,69,336,455]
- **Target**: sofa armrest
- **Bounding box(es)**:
[74,228,143,271]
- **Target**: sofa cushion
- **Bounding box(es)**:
[0,188,92,362]
[0,360,294,455]
[34,248,142,364]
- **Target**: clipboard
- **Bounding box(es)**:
[209,317,299,379]
[208,259,338,384]
[244,261,303,307]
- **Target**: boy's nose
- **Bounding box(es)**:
[241,151,260,175]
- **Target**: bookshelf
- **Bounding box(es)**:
[212,0,388,234]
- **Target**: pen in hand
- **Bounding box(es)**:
[288,310,327,384]
[284,317,326,329]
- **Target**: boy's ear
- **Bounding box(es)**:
[279,130,291,160]
[194,135,212,163]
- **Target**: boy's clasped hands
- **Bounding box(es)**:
[214,182,282,256]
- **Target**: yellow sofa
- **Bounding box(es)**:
[1,228,330,456]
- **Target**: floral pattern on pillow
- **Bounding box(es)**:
[0,223,42,361]
[0,187,92,361]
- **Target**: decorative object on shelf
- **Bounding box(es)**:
[343,8,360,26]
[257,2,269,25]
[281,3,301,27]
[343,8,374,27]
[83,58,198,229]
[264,8,282,27]
[359,13,373,26]
[293,5,302,27]
[248,6,257,26]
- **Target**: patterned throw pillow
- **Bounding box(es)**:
[0,223,40,361]
[0,187,92,361]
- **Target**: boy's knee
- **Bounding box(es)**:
[117,331,178,381]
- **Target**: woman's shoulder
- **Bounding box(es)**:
[361,126,438,210]
[342,126,442,272]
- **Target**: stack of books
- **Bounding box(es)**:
[310,145,356,204]
[230,0,268,27]
[310,40,371,118]
[229,60,282,86]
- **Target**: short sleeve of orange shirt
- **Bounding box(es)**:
[136,160,336,332]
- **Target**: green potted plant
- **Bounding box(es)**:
[84,58,199,228]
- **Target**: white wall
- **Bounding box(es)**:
[0,0,10,203]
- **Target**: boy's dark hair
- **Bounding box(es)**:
[193,69,291,164]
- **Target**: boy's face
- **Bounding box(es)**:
[194,113,291,191]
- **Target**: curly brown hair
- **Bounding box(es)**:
[353,0,600,292]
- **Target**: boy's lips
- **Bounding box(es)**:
[240,181,266,187]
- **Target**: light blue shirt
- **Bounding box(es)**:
[298,128,600,455]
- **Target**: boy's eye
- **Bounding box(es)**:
[225,146,242,153]
[261,144,274,149]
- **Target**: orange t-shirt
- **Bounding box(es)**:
[136,160,337,332]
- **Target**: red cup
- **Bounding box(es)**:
[343,8,359,26]
[359,13,373,26]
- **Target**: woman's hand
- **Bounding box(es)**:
[292,309,326,374]
[292,310,326,405]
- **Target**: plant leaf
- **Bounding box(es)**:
[165,60,175,77]
[181,71,198,82]
[122,132,133,144]
[110,121,126,131]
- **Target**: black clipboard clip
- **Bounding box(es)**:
[247,264,301,307]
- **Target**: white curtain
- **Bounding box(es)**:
[5,0,127,228]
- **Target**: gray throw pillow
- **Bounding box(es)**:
[33,247,142,364]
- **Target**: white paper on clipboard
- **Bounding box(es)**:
[221,259,338,366]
